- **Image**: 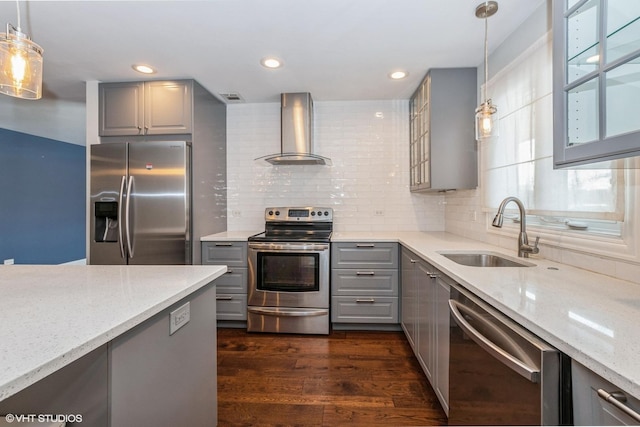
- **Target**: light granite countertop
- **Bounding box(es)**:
[0,264,226,401]
[205,229,640,398]
[201,231,261,241]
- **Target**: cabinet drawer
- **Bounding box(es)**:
[331,242,398,269]
[331,296,398,323]
[573,360,640,425]
[331,269,398,295]
[201,242,247,267]
[215,268,247,294]
[216,294,247,321]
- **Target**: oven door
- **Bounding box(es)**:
[248,242,330,309]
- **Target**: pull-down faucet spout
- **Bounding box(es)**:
[492,196,539,258]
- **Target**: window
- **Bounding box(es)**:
[554,0,640,166]
[482,33,625,236]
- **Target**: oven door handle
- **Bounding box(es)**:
[449,299,540,383]
[248,243,329,252]
[248,307,328,317]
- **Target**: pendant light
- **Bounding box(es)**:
[475,1,498,140]
[0,1,44,100]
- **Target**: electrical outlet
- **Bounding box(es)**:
[231,210,241,217]
[3,259,14,265]
[374,209,385,216]
[170,302,190,335]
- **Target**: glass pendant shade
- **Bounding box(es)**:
[0,24,43,100]
[475,1,498,141]
[475,99,498,140]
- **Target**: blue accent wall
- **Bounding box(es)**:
[0,129,86,264]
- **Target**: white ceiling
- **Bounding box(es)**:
[0,0,546,143]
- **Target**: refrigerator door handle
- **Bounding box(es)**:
[118,175,127,259]
[125,175,135,258]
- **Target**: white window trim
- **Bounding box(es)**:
[479,31,639,264]
[484,168,638,263]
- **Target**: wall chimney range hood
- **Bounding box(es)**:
[256,92,332,166]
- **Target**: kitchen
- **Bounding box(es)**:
[2,0,640,426]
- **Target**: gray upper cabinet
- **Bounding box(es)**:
[99,80,193,136]
[409,68,477,192]
[553,0,640,167]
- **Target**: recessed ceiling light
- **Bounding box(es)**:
[389,70,408,80]
[132,64,156,74]
[261,57,282,69]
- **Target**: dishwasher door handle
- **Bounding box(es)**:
[449,299,540,383]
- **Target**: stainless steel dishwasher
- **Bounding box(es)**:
[448,284,571,425]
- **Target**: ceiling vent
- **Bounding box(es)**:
[219,92,244,103]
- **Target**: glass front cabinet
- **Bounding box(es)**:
[553,0,640,167]
[409,68,477,192]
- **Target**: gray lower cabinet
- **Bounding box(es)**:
[110,283,217,426]
[0,345,109,426]
[331,242,399,325]
[401,246,450,414]
[0,283,218,427]
[434,276,450,411]
[400,248,418,348]
[202,241,247,322]
[572,360,640,425]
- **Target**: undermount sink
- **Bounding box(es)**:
[438,251,535,267]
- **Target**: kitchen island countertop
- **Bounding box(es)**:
[206,229,640,399]
[0,264,226,401]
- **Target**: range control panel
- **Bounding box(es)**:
[264,207,333,222]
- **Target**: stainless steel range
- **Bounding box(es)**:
[247,207,332,335]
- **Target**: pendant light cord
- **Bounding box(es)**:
[15,0,21,31]
[483,2,489,103]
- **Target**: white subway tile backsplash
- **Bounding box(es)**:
[226,100,444,232]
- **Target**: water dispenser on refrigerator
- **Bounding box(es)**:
[94,201,119,243]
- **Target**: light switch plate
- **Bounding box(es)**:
[170,301,190,335]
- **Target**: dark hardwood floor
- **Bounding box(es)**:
[217,328,447,426]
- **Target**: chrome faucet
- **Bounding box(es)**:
[492,196,540,258]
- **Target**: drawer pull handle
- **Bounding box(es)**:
[356,243,376,248]
[216,296,233,301]
[428,273,440,279]
[225,269,233,274]
[410,259,417,263]
[356,298,376,303]
[356,271,375,276]
[597,389,640,422]
[214,243,233,246]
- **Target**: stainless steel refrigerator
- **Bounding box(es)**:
[90,141,191,265]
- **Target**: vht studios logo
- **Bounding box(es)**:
[3,413,83,423]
